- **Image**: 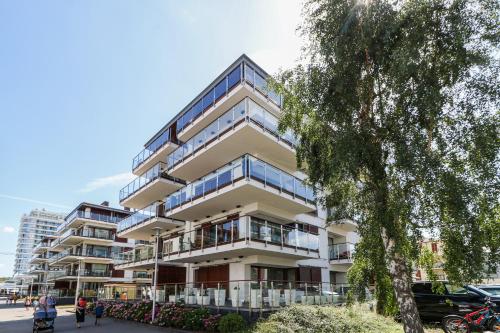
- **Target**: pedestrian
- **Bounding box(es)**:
[94,301,104,326]
[76,296,87,328]
[13,293,18,305]
[7,294,12,305]
[24,296,31,310]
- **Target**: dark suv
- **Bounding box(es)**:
[411,281,500,321]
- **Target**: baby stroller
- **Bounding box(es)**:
[32,304,57,333]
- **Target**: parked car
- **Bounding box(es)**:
[476,285,500,296]
[411,281,500,321]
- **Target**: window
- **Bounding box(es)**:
[431,242,438,253]
[445,284,467,295]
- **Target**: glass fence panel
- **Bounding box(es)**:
[132,129,171,170]
[117,202,161,232]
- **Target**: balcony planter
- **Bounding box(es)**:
[196,295,210,306]
[268,289,281,307]
[185,295,197,305]
[250,289,262,308]
[284,289,296,305]
[214,289,226,306]
[230,288,243,307]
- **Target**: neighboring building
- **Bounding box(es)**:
[414,239,446,281]
[46,202,135,298]
[13,209,65,276]
[26,235,60,295]
[115,55,358,307]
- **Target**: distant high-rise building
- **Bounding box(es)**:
[13,209,65,275]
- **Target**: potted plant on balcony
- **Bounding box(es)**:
[214,288,226,306]
[196,289,210,306]
[230,286,243,307]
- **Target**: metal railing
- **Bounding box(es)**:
[167,97,296,171]
[120,162,185,202]
[132,128,174,171]
[58,210,123,232]
[329,243,356,261]
[97,280,365,310]
[164,155,315,212]
[117,202,183,233]
[163,215,319,257]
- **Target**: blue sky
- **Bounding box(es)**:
[0,0,304,276]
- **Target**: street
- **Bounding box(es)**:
[0,303,186,333]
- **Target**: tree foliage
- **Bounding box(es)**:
[271,0,499,331]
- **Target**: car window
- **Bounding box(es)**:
[445,284,468,295]
[480,287,500,295]
[412,283,435,294]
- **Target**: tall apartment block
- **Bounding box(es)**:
[44,202,135,298]
[14,209,65,276]
[115,55,358,307]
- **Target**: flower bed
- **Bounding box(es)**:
[98,301,234,332]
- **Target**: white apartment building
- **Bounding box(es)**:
[115,55,359,308]
[14,209,65,276]
[45,202,137,298]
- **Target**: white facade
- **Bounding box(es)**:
[14,209,65,275]
[115,55,359,306]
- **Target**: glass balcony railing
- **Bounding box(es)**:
[133,271,152,279]
[244,62,282,107]
[58,210,124,232]
[48,248,112,263]
[119,162,185,202]
[60,228,114,241]
[61,269,111,278]
[132,127,175,171]
[117,202,180,233]
[176,65,242,134]
[164,155,315,212]
[163,215,319,256]
[167,97,296,171]
[329,243,355,261]
[117,246,162,265]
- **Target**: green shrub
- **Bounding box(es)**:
[253,304,404,333]
[218,313,247,333]
[182,307,210,331]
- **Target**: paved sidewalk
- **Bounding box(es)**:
[0,305,190,333]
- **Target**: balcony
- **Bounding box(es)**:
[57,210,122,233]
[48,249,113,265]
[119,162,185,209]
[132,127,179,175]
[114,246,164,270]
[175,60,282,144]
[163,215,319,263]
[58,228,114,246]
[50,269,111,280]
[132,271,152,282]
[163,155,316,221]
[117,202,184,241]
[167,97,297,181]
[29,253,49,264]
[329,243,355,266]
[33,241,52,254]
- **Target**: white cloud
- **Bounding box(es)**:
[0,194,71,209]
[79,172,135,193]
[2,226,15,233]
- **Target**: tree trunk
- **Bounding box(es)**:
[382,228,425,333]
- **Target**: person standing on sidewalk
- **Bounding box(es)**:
[75,296,87,328]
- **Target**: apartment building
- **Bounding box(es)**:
[116,55,358,307]
[46,202,134,298]
[27,235,60,295]
[13,209,65,276]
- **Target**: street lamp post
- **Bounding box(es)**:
[74,259,82,307]
[151,227,162,323]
